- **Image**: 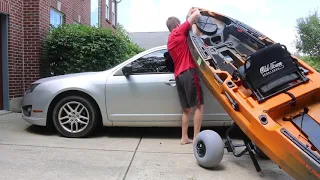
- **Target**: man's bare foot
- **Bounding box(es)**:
[180,138,193,145]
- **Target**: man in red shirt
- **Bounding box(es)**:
[166,8,203,145]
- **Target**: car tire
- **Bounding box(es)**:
[193,130,224,168]
[52,95,98,138]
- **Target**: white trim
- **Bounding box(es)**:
[106,0,110,20]
[50,8,64,28]
[57,0,62,11]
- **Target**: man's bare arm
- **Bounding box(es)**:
[174,7,201,35]
[187,8,201,25]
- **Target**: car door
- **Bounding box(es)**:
[201,82,232,121]
[105,48,183,122]
[105,47,231,124]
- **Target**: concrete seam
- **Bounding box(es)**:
[135,151,250,156]
[122,133,143,180]
[0,143,248,156]
[0,143,136,152]
[0,112,12,116]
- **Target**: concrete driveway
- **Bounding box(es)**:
[0,112,293,180]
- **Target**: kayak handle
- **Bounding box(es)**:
[213,73,223,84]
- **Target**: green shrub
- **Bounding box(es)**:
[42,24,142,76]
[299,56,320,72]
[295,10,320,57]
[116,23,145,59]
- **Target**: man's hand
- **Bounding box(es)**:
[187,8,201,25]
[189,7,198,14]
[186,7,200,19]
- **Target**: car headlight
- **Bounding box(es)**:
[24,83,40,94]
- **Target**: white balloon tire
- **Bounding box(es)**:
[193,130,224,168]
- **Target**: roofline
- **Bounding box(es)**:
[128,31,170,33]
[143,45,167,51]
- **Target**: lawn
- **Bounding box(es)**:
[298,56,320,72]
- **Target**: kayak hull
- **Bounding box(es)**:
[187,8,320,180]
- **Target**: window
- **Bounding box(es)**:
[106,0,110,20]
[50,8,64,28]
[131,49,171,74]
[112,1,115,26]
[91,0,100,27]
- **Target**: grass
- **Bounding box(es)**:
[297,56,320,72]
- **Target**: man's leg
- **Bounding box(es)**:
[185,69,204,141]
[176,74,193,145]
[181,108,193,145]
[193,104,203,141]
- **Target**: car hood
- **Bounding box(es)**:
[34,70,113,84]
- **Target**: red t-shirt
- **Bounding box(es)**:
[167,20,197,78]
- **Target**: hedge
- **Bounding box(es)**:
[42,24,144,76]
[299,56,320,72]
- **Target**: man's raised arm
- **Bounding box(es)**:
[187,7,201,25]
[173,7,201,35]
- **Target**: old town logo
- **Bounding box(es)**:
[260,61,284,77]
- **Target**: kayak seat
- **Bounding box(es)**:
[237,43,309,102]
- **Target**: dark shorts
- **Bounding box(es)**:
[176,68,204,109]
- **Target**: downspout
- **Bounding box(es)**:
[99,0,102,27]
[113,0,122,28]
[22,2,25,96]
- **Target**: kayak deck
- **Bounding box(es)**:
[186,8,320,180]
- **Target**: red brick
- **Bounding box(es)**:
[101,0,117,29]
[1,0,118,100]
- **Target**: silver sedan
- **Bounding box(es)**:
[22,45,233,138]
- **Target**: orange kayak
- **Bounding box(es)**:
[188,8,320,180]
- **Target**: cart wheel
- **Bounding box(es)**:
[193,130,224,168]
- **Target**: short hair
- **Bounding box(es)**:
[166,16,180,32]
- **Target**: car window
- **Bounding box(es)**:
[131,49,171,74]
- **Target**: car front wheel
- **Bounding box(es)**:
[52,95,99,138]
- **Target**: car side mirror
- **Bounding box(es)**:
[122,64,132,76]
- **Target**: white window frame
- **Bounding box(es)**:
[50,8,64,28]
[112,1,115,26]
[91,0,100,27]
[106,0,110,20]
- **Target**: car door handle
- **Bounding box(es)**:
[164,79,176,86]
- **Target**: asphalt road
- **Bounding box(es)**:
[0,112,294,180]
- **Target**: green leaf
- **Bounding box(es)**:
[295,9,320,57]
[40,23,145,76]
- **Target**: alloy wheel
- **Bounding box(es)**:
[58,101,90,133]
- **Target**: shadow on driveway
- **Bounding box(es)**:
[26,124,243,140]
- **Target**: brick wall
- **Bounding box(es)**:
[0,0,92,100]
[0,0,24,99]
[38,0,51,78]
[49,0,90,25]
[1,0,117,102]
[23,0,41,99]
[100,0,117,29]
